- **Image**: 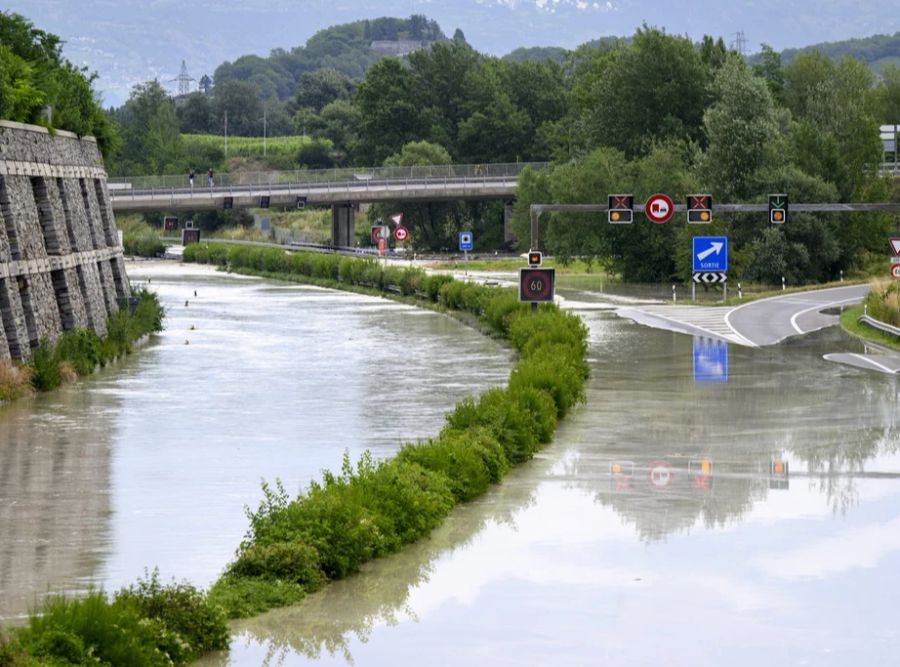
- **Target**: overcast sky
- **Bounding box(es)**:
[8,0,899,106]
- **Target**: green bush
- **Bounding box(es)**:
[55,328,102,376]
[114,569,229,662]
[207,575,307,620]
[17,591,172,666]
[28,341,61,391]
[398,428,508,502]
[228,542,326,591]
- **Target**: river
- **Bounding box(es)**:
[3,266,899,666]
[0,261,513,622]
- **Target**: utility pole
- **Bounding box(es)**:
[263,108,267,158]
[732,31,747,56]
[224,110,228,158]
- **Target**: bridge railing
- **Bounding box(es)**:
[107,162,548,194]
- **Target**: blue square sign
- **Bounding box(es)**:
[692,236,728,272]
[459,231,474,251]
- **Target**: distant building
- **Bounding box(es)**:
[370,40,433,57]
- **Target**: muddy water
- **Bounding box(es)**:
[0,262,512,621]
[205,295,900,666]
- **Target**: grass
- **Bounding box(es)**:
[182,134,310,159]
[840,304,900,350]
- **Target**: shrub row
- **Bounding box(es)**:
[0,570,228,666]
[0,290,165,402]
[186,243,590,619]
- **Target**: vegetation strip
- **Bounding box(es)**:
[181,242,590,618]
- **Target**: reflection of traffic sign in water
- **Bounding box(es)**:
[693,337,728,383]
[649,461,673,488]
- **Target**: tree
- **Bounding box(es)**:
[702,54,779,200]
[177,92,214,133]
[198,74,213,95]
[109,80,181,175]
[0,12,117,155]
[354,58,435,164]
[573,26,712,158]
[873,63,900,125]
[212,79,263,136]
[295,68,354,112]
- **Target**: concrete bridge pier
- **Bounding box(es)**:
[331,204,355,248]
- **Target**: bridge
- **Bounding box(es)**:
[108,163,545,246]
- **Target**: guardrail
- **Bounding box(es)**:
[107,162,547,192]
[859,314,900,337]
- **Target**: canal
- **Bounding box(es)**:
[0,262,513,622]
[3,265,899,665]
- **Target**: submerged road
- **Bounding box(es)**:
[617,284,870,348]
[616,283,900,374]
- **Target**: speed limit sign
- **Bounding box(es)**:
[519,268,556,302]
[393,225,409,242]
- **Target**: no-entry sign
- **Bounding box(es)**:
[393,225,409,242]
[645,194,674,224]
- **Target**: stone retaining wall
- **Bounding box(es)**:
[0,120,129,360]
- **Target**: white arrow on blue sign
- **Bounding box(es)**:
[459,231,474,251]
[692,236,728,272]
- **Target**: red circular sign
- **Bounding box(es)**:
[892,263,900,279]
[645,193,674,224]
[393,226,409,242]
[648,461,673,488]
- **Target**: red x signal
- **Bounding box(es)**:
[690,195,709,209]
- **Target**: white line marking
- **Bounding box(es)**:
[790,297,862,334]
[848,354,898,374]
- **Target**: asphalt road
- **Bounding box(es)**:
[725,283,870,346]
[617,284,870,348]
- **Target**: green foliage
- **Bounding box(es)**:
[108,80,182,175]
[864,280,900,327]
[21,291,164,395]
[118,215,166,258]
[0,12,117,156]
[207,575,307,619]
[228,542,326,591]
[113,569,229,662]
[13,591,173,666]
[54,328,102,376]
[27,341,60,392]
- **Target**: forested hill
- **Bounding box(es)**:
[213,15,445,101]
[777,31,900,72]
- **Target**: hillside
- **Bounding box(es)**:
[756,31,900,73]
[213,15,445,101]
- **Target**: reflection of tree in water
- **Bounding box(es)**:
[227,460,548,665]
[559,324,900,542]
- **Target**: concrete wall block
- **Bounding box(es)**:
[0,278,30,360]
[97,260,119,315]
[29,272,63,344]
[61,267,90,330]
[0,122,127,359]
[6,177,47,260]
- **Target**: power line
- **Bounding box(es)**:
[172,60,194,96]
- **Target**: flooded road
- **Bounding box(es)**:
[203,290,900,666]
[0,262,513,621]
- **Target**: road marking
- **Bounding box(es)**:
[789,297,862,334]
[847,354,898,374]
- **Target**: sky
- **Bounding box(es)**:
[7,0,899,106]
